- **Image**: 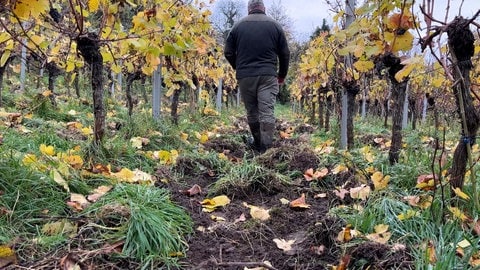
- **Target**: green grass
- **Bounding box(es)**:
[0,153,68,242]
[86,184,193,268]
[210,161,291,196]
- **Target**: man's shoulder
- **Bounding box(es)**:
[239,13,277,24]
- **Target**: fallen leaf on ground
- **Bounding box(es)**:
[427,240,436,263]
[335,254,351,270]
[332,164,348,174]
[471,219,480,236]
[210,215,226,222]
[273,238,295,252]
[0,245,17,269]
[243,202,270,221]
[87,185,112,202]
[371,171,390,190]
[67,193,90,211]
[366,224,391,244]
[333,189,349,199]
[180,184,202,196]
[234,213,246,224]
[452,187,470,200]
[310,245,325,255]
[448,206,468,221]
[397,209,419,220]
[416,174,436,190]
[279,198,290,204]
[314,193,327,199]
[52,169,70,192]
[304,168,329,181]
[349,185,371,200]
[201,195,231,212]
[42,219,77,238]
[289,193,310,209]
[337,225,359,242]
[60,253,81,270]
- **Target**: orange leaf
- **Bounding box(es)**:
[280,130,291,139]
[289,193,310,209]
[427,241,436,263]
[336,254,351,270]
[303,168,315,181]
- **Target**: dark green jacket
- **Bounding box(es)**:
[224,12,290,80]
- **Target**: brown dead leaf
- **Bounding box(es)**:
[180,184,202,196]
[87,185,112,202]
[234,213,246,224]
[337,225,355,242]
[67,193,90,211]
[349,185,371,200]
[273,238,296,252]
[427,240,436,263]
[334,188,349,200]
[280,130,292,139]
[289,193,310,209]
[304,168,329,181]
[472,219,480,236]
[60,253,81,270]
[336,254,351,270]
[310,245,325,255]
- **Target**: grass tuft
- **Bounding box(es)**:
[86,184,193,267]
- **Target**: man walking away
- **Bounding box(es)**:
[224,0,290,153]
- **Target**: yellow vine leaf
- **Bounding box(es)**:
[201,195,231,212]
[13,0,49,19]
[353,60,375,73]
[40,144,55,156]
[0,245,17,268]
[243,202,270,221]
[88,0,100,12]
[332,164,348,174]
[42,219,77,238]
[385,31,414,53]
[452,187,470,200]
[0,245,14,259]
[0,51,10,67]
[22,154,37,166]
[52,169,70,192]
[397,209,419,220]
[350,185,371,200]
[395,55,422,82]
[371,171,390,190]
[448,206,468,221]
[366,224,391,244]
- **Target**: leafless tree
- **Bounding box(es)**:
[267,0,294,40]
[210,0,246,41]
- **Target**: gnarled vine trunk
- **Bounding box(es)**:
[76,33,105,145]
[447,17,479,189]
[126,71,144,116]
[381,53,408,164]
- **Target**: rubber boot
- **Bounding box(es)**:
[247,122,261,151]
[259,122,275,153]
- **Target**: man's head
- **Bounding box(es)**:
[248,0,265,14]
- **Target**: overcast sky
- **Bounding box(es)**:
[230,0,480,42]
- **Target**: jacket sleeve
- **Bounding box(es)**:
[277,28,290,79]
[224,30,236,69]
